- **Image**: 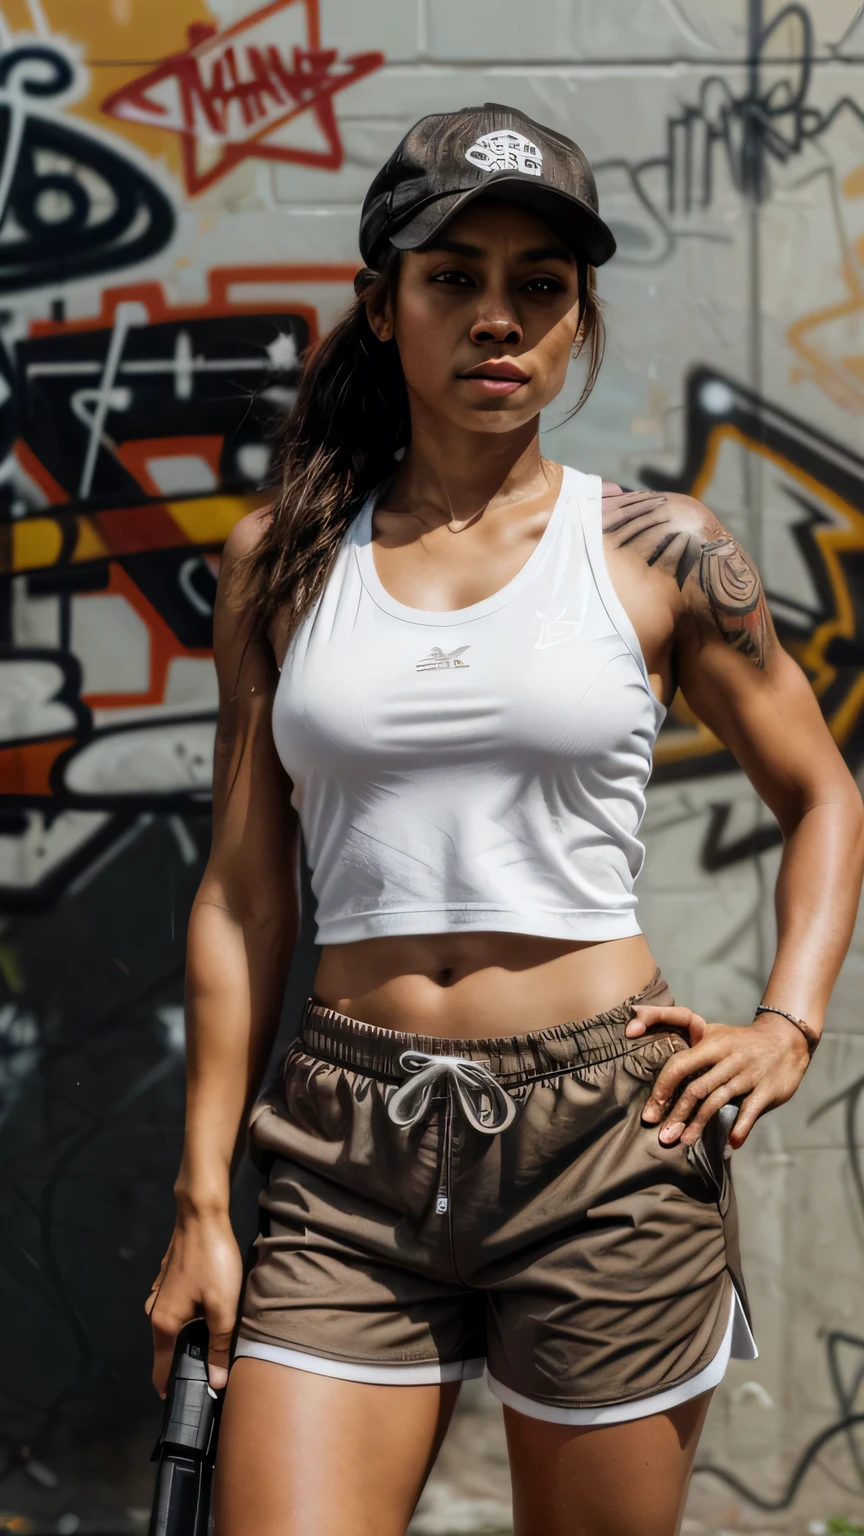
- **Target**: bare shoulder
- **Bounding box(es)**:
[601,483,772,671]
[221,502,274,568]
[216,504,275,625]
[211,504,279,677]
[601,483,722,587]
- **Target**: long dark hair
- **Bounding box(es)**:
[229,241,605,661]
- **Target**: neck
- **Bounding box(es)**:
[388,405,553,520]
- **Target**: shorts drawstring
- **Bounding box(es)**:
[387,1050,517,1216]
[387,1051,517,1134]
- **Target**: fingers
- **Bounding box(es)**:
[625,1004,707,1039]
[673,1073,749,1146]
[641,1040,716,1124]
[204,1297,238,1391]
[150,1304,192,1400]
[145,1221,243,1397]
[145,1245,179,1395]
[146,1240,197,1400]
[143,1241,174,1319]
[728,1087,771,1149]
[650,1056,743,1141]
[206,1325,234,1391]
[149,1294,237,1396]
[633,1008,804,1151]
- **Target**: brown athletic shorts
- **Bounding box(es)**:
[235,968,757,1422]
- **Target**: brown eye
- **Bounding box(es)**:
[431,270,474,286]
[523,276,565,294]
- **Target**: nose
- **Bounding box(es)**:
[470,313,522,347]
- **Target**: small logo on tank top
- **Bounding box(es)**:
[415,645,471,671]
[535,606,582,648]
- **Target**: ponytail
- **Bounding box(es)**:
[227,247,406,659]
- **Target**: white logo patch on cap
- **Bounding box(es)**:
[464,130,543,177]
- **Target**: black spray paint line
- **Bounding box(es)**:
[598,0,864,265]
[0,44,174,294]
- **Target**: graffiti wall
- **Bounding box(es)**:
[0,0,862,1528]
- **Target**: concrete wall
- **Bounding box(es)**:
[0,0,863,1527]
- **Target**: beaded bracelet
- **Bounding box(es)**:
[753,1004,821,1058]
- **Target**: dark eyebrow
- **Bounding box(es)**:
[520,244,575,264]
[424,238,484,257]
[423,237,575,264]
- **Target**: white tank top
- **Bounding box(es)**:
[271,464,667,946]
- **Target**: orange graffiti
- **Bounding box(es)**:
[7,262,355,578]
[787,162,864,413]
[4,263,355,805]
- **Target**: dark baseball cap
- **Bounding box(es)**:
[359,103,616,271]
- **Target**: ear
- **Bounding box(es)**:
[570,283,588,356]
[363,270,396,344]
[366,302,394,344]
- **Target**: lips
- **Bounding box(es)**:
[457,359,530,397]
[459,360,530,383]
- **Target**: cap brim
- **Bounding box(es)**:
[388,174,617,266]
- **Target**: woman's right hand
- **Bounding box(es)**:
[145,1211,244,1397]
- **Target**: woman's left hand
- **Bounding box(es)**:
[624,1005,814,1150]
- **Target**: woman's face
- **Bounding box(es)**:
[370,199,583,436]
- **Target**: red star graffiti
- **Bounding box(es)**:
[100,0,384,195]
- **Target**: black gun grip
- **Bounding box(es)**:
[149,1319,224,1536]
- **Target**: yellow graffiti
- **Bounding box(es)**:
[12,0,216,183]
[167,495,253,545]
[11,515,63,571]
[656,419,864,769]
[3,499,257,578]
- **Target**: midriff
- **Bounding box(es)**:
[311,931,660,1039]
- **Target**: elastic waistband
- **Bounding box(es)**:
[297,967,676,1087]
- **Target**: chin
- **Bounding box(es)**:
[441,394,538,427]
[464,404,539,432]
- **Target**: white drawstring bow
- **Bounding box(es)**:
[386,1050,517,1134]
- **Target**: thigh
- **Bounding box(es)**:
[214,1358,461,1536]
[504,1389,714,1536]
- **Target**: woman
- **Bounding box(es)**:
[146,105,864,1535]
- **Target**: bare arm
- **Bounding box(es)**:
[177,528,300,1213]
[673,507,863,1035]
[146,509,301,1393]
[614,491,864,1147]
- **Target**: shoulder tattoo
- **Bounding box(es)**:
[697,535,768,668]
[601,486,770,670]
